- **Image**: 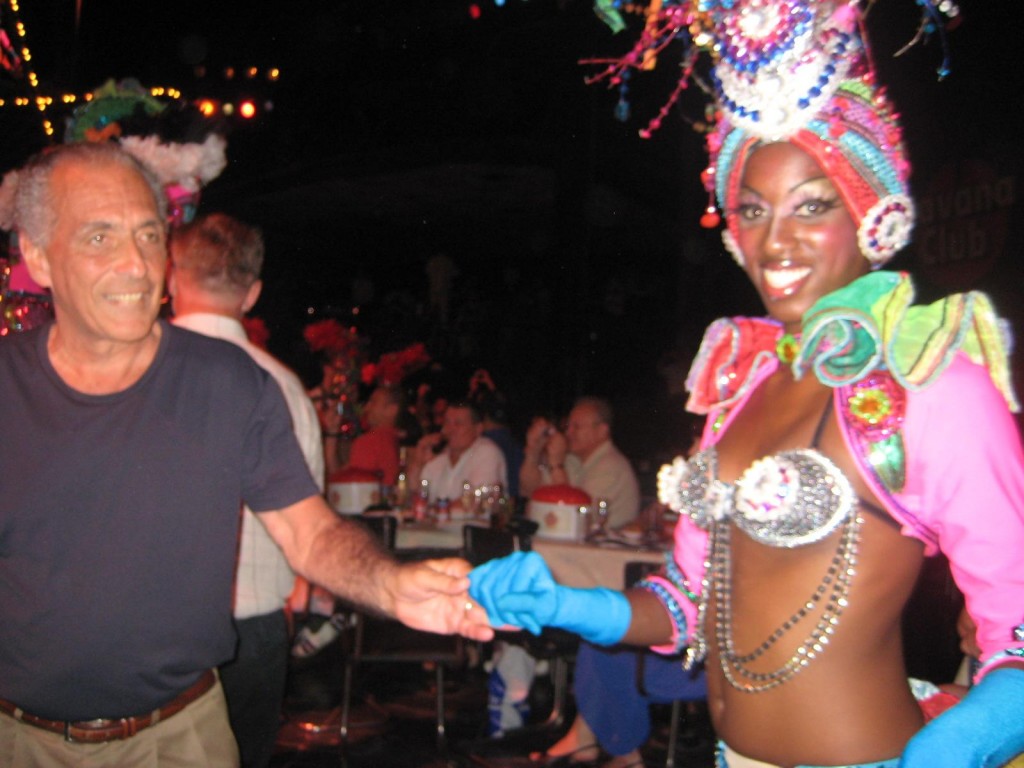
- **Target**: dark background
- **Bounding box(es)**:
[3,1,1022,471]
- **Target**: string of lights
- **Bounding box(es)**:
[1,1,280,133]
[1,68,281,117]
[2,0,53,135]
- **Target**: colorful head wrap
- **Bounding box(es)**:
[707,2,913,267]
[585,0,958,267]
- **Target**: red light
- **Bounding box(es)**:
[196,99,217,117]
[239,100,256,119]
[468,3,481,19]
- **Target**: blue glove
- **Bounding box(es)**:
[901,666,1024,767]
[469,552,553,633]
[469,551,631,646]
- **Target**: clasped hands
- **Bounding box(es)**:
[468,551,631,646]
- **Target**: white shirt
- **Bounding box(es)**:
[174,313,324,619]
[421,436,508,502]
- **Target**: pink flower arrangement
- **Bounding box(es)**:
[362,343,431,386]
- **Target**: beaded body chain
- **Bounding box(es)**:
[710,512,863,692]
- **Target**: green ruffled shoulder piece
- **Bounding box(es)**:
[593,0,627,33]
[794,271,1019,412]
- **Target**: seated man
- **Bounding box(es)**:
[521,397,640,529]
[407,401,508,511]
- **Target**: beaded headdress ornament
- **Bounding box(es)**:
[586,0,959,267]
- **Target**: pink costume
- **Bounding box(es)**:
[646,271,1024,678]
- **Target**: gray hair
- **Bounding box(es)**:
[8,142,167,247]
[170,212,264,294]
[573,396,613,431]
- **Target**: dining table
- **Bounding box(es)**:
[394,516,487,551]
[375,512,670,590]
[531,535,667,589]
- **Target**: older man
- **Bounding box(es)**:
[0,142,492,767]
[168,212,323,768]
[407,401,507,509]
[520,396,640,529]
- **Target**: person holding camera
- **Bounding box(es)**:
[520,397,640,529]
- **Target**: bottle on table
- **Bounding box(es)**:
[492,485,512,530]
[594,498,610,537]
[394,446,409,508]
[412,478,430,521]
[436,496,451,523]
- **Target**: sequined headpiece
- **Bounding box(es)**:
[586,0,958,267]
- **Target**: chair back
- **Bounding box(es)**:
[463,525,518,566]
[341,512,462,755]
[357,514,397,550]
[624,559,662,589]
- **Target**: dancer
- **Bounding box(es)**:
[469,3,1024,766]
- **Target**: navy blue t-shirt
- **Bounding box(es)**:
[0,321,319,720]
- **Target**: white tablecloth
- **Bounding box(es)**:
[391,519,666,590]
[532,538,665,589]
[395,518,487,551]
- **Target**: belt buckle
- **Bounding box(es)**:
[64,718,115,743]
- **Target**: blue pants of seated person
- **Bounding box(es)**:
[574,641,706,757]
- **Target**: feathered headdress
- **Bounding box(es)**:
[585,0,960,266]
[65,79,228,226]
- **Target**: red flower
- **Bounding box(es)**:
[303,319,359,356]
[366,343,432,386]
[242,316,270,349]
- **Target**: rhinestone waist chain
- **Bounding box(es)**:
[691,513,863,693]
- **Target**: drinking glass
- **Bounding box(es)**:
[593,498,610,538]
[641,501,666,544]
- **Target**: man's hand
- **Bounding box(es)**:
[524,418,553,459]
[388,557,495,642]
[413,432,444,466]
[543,431,568,469]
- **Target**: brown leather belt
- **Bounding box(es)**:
[0,669,216,744]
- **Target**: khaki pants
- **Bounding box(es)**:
[0,679,240,768]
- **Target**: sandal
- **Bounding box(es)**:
[528,744,603,767]
[290,614,345,658]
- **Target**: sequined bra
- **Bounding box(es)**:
[679,445,855,548]
[665,400,887,548]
